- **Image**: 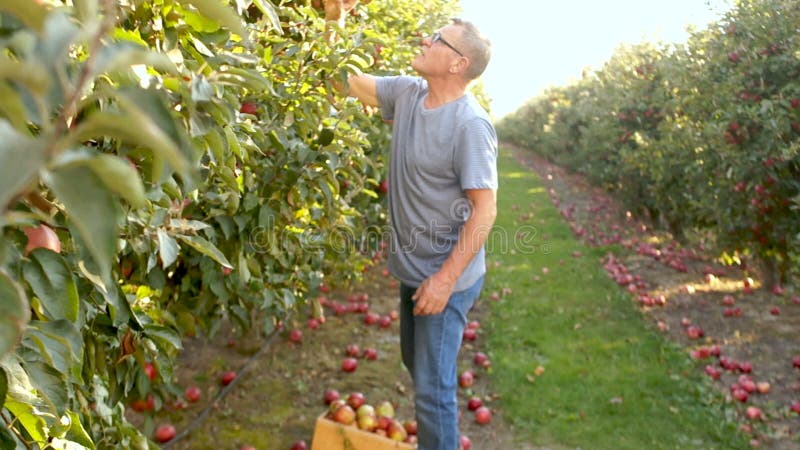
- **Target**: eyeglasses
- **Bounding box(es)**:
[430,31,464,57]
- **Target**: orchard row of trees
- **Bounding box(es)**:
[0,0,461,448]
[497,0,799,286]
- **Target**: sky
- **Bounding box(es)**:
[457,0,731,119]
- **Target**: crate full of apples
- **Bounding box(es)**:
[311,390,417,450]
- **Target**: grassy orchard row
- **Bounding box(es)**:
[497,0,799,287]
[0,0,462,448]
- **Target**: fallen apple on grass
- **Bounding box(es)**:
[474,406,492,425]
[185,386,201,403]
[342,357,358,373]
[154,424,176,443]
[221,370,237,386]
[459,370,474,388]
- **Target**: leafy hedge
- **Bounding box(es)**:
[498,0,799,286]
[0,0,459,447]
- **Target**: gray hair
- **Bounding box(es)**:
[452,18,491,80]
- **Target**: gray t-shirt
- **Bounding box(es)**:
[376,76,498,292]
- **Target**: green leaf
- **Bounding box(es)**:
[23,321,80,378]
[0,0,48,31]
[251,0,282,34]
[0,427,14,449]
[65,410,95,449]
[66,101,191,180]
[143,325,182,352]
[0,271,30,358]
[42,165,117,280]
[157,229,179,269]
[49,150,146,209]
[4,398,47,443]
[0,365,6,402]
[0,84,31,131]
[22,249,80,322]
[177,0,245,38]
[25,360,68,414]
[177,235,233,268]
[72,0,98,25]
[0,121,45,212]
[94,43,177,79]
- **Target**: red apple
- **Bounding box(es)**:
[221,370,237,386]
[290,441,307,450]
[459,370,474,388]
[363,347,378,360]
[240,101,258,115]
[387,419,407,442]
[745,406,763,420]
[732,388,749,402]
[342,357,358,373]
[378,315,392,328]
[307,318,320,329]
[130,394,155,412]
[467,320,480,330]
[463,328,477,341]
[467,396,483,411]
[323,389,340,405]
[473,352,488,366]
[704,365,721,380]
[154,424,176,443]
[403,420,418,435]
[793,356,800,369]
[346,392,365,410]
[791,401,800,414]
[474,406,492,425]
[23,224,61,255]
[328,399,346,415]
[346,344,360,357]
[144,362,157,381]
[185,386,201,403]
[739,362,752,373]
[686,325,704,340]
[289,329,303,343]
[331,405,356,425]
[364,312,380,325]
[460,435,472,450]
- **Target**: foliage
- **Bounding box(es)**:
[497,0,800,285]
[0,0,459,447]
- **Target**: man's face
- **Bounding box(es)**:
[411,24,465,77]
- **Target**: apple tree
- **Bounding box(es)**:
[0,0,459,447]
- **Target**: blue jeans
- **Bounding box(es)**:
[400,276,484,450]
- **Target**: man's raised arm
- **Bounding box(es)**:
[323,0,379,107]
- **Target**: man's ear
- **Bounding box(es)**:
[450,57,470,76]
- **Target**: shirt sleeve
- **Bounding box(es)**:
[455,118,498,190]
[375,76,418,121]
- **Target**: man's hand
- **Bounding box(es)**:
[323,0,359,23]
[412,271,456,315]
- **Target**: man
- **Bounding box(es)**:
[325,2,498,449]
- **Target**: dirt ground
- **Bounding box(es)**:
[139,145,799,450]
[146,263,536,450]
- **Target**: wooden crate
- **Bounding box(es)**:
[311,413,415,450]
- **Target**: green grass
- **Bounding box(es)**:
[483,146,749,450]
